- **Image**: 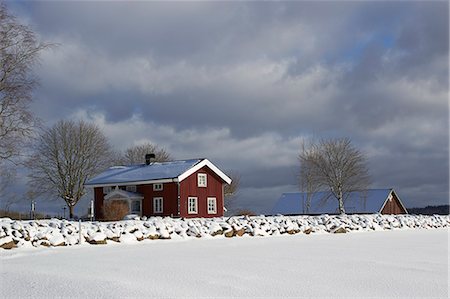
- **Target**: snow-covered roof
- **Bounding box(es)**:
[85,158,232,187]
[271,189,403,215]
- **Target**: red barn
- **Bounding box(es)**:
[84,158,232,219]
[272,189,408,215]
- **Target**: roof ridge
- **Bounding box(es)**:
[283,188,392,194]
[113,158,204,168]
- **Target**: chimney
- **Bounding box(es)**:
[145,153,156,165]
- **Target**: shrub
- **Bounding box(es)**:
[102,200,129,221]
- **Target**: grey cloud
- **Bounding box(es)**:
[5,1,448,215]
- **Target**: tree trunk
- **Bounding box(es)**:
[306,192,312,214]
[69,204,74,219]
[338,187,345,214]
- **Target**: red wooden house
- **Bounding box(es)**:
[84,157,232,219]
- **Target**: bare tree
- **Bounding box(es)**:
[0,3,49,161]
[0,163,18,212]
[224,171,240,211]
[121,142,172,165]
[0,163,14,197]
[28,120,111,218]
[298,141,321,213]
[299,137,370,214]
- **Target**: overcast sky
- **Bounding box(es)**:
[7,1,449,216]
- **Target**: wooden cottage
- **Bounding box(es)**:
[272,189,408,215]
[85,158,232,219]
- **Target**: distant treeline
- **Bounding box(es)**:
[408,205,449,215]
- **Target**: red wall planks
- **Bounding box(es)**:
[179,166,224,218]
[381,193,407,214]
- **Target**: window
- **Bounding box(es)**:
[207,197,217,214]
[153,197,163,213]
[126,185,137,192]
[188,197,198,214]
[153,183,163,191]
[197,173,207,187]
[103,186,113,194]
[131,200,141,214]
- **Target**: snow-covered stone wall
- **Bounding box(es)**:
[1,214,449,250]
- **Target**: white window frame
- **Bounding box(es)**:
[153,197,163,213]
[153,183,163,191]
[126,185,137,192]
[197,173,207,187]
[207,197,217,214]
[103,186,113,194]
[130,199,141,214]
[188,197,198,214]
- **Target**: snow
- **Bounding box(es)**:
[0,214,449,249]
[85,159,201,186]
[0,229,447,298]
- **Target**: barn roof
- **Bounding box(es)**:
[271,189,400,215]
[85,158,232,187]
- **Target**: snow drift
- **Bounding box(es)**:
[1,214,448,250]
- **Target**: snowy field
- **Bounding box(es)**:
[1,229,448,298]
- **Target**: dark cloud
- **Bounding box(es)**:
[4,1,448,215]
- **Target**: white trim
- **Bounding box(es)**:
[392,189,408,214]
[197,173,207,187]
[207,197,217,214]
[153,183,163,191]
[153,197,163,213]
[86,178,177,188]
[178,159,232,184]
[188,197,198,214]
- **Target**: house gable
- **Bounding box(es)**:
[178,159,232,185]
[380,190,408,214]
[179,166,225,218]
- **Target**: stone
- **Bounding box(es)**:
[224,230,234,238]
[88,239,107,245]
[0,239,16,250]
[234,228,245,237]
[210,229,223,237]
[286,229,300,235]
[107,236,120,242]
[303,228,313,234]
[87,232,108,244]
[39,240,51,247]
[333,227,347,234]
